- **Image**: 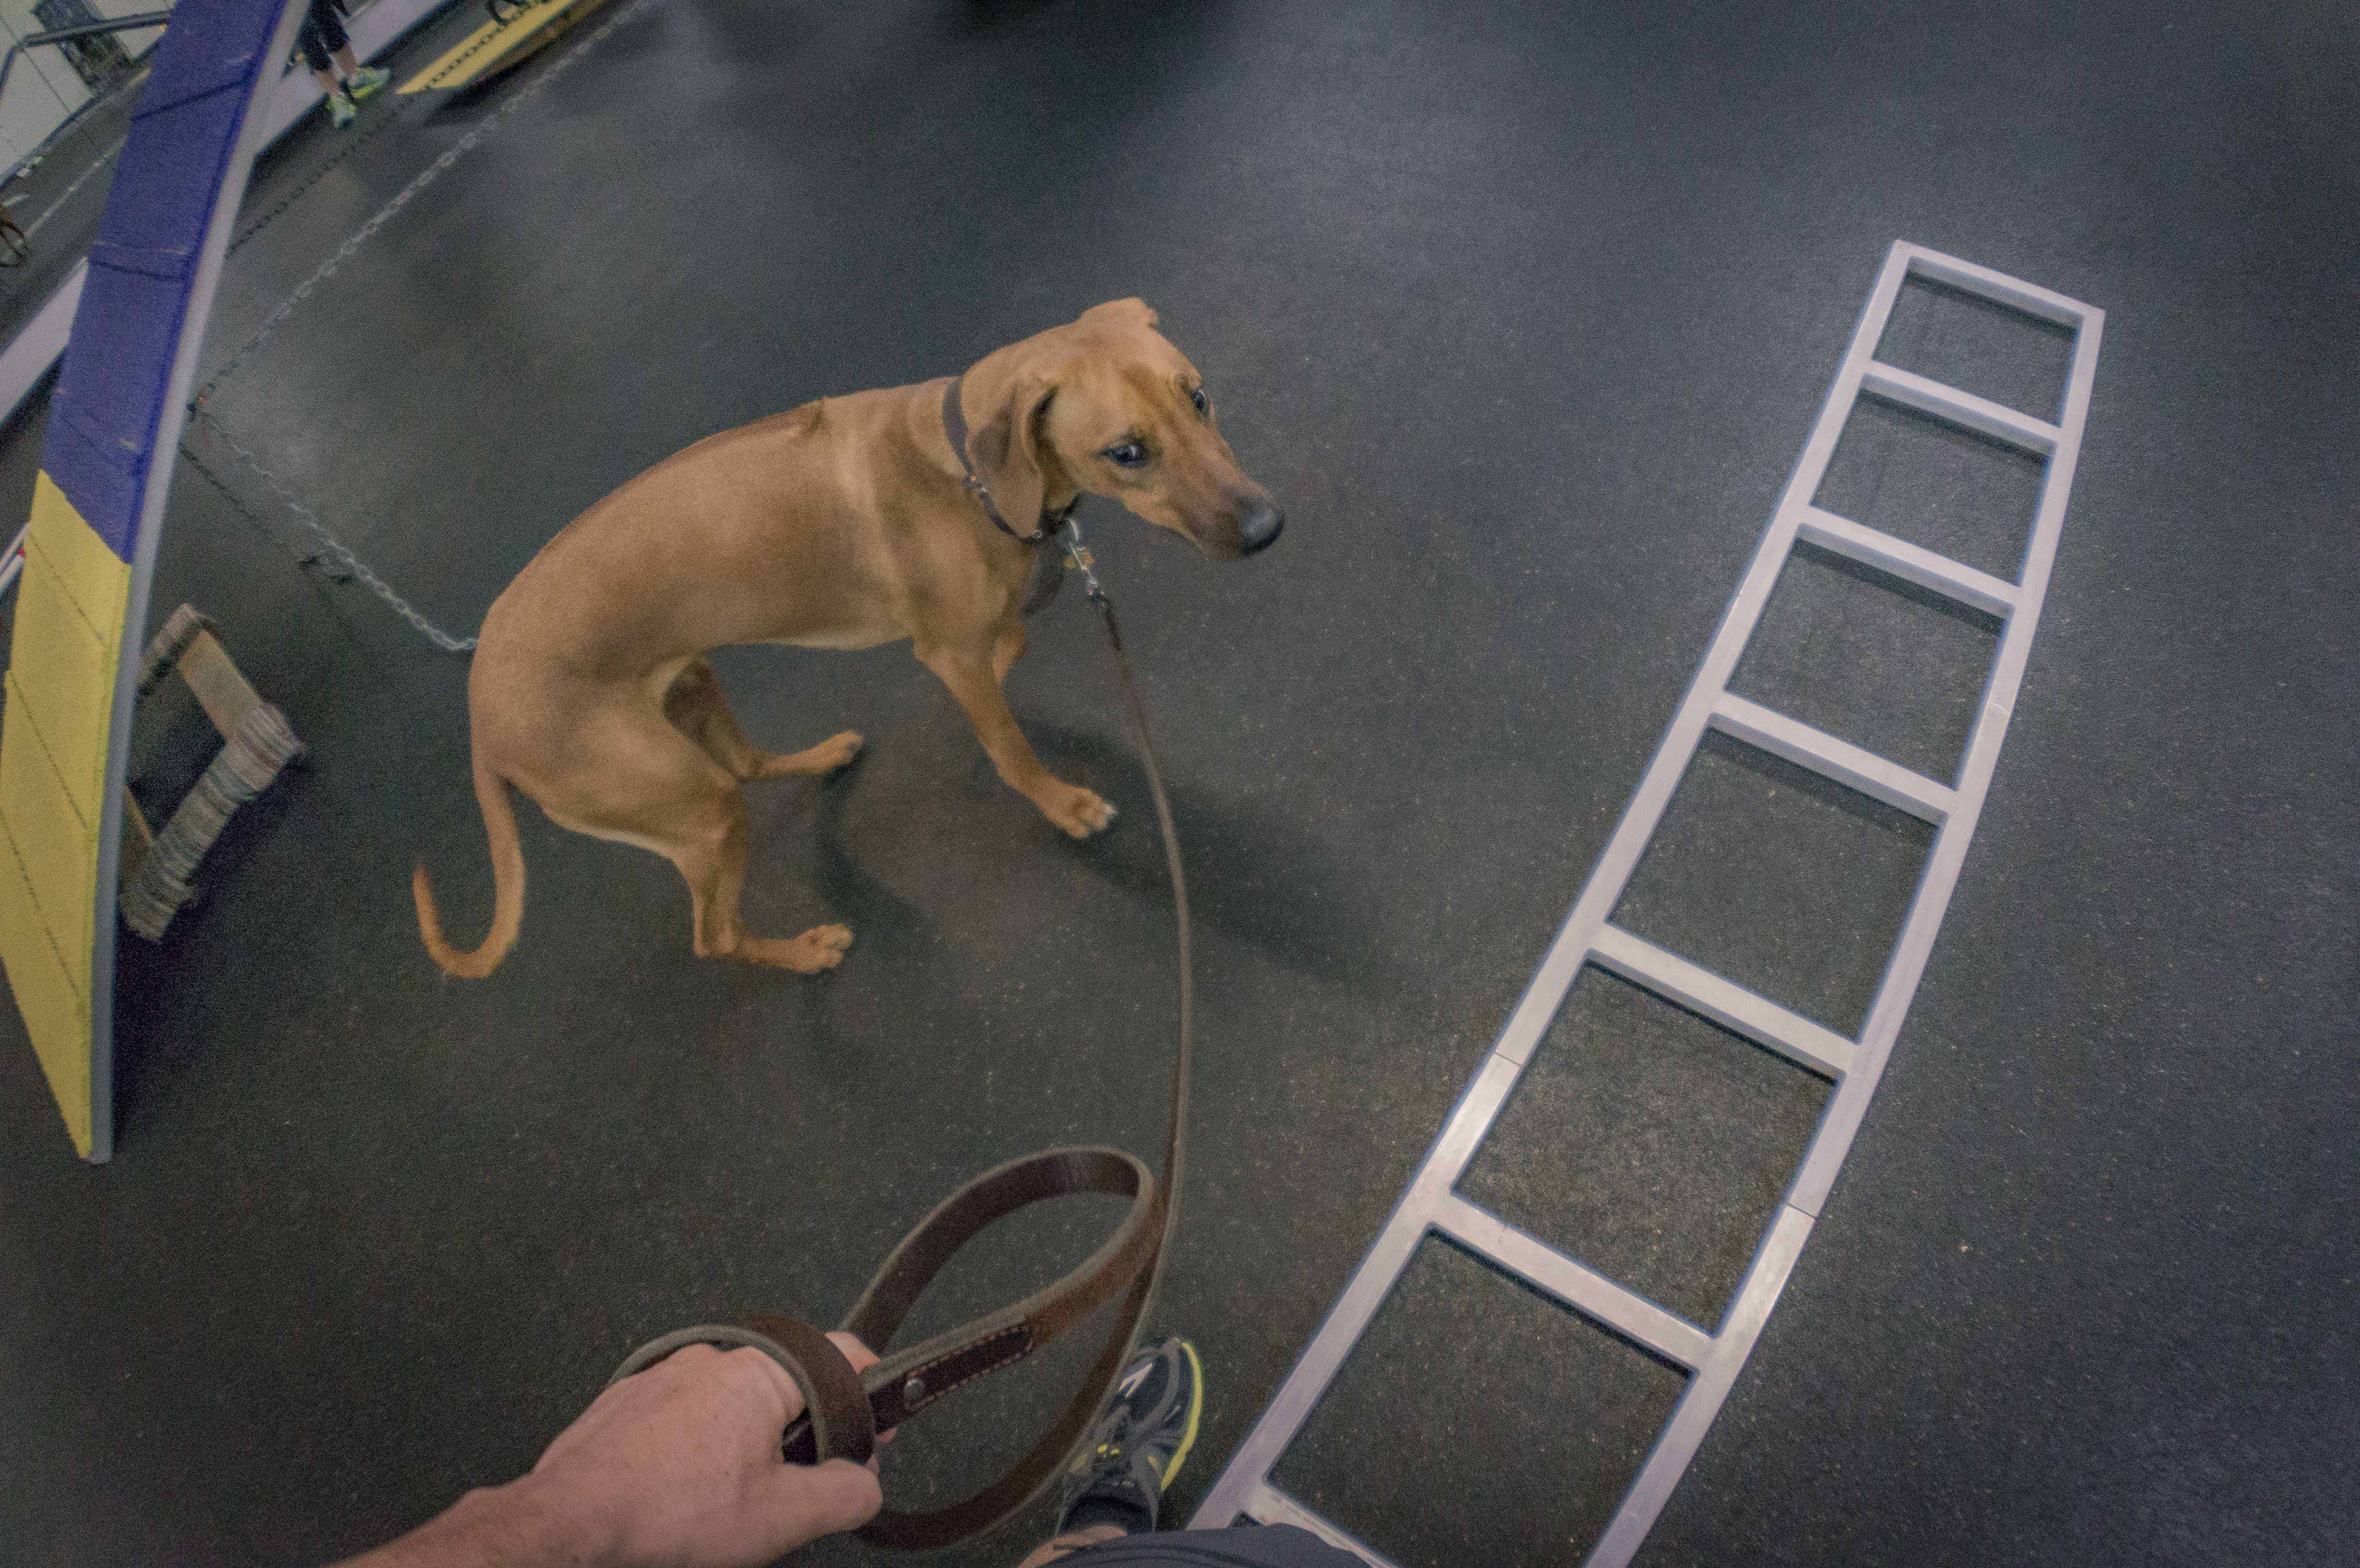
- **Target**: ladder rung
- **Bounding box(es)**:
[1902,246,2088,328]
[1590,924,1856,1079]
[1796,505,2017,617]
[1245,1482,1401,1568]
[1434,1194,1715,1370]
[1861,361,2060,454]
[1710,692,1956,824]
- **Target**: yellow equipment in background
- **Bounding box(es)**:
[399,0,614,95]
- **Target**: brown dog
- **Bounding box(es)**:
[414,300,1281,977]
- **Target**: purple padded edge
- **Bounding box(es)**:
[42,0,283,561]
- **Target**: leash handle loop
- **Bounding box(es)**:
[607,1318,876,1467]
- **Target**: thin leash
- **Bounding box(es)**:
[611,406,1195,1553]
[189,11,1198,1527]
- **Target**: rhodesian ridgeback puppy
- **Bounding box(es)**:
[414,299,1281,976]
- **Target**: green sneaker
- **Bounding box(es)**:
[1055,1337,1205,1535]
[328,89,356,128]
[347,65,392,101]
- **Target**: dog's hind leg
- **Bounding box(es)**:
[663,656,863,782]
[667,793,853,972]
[551,703,853,972]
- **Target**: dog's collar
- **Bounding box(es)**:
[941,377,1078,546]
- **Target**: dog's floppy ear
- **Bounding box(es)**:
[1081,297,1158,331]
[971,373,1057,531]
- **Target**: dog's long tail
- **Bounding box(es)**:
[413,757,526,979]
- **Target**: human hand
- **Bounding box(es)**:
[515,1333,883,1568]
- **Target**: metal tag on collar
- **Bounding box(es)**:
[1061,516,1104,597]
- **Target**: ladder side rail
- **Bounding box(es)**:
[1189,240,1918,1535]
[1586,291,2103,1567]
[1582,1205,1819,1568]
[1788,300,2102,1216]
[1189,1053,1522,1526]
[1476,233,1920,1078]
[1243,1484,1405,1568]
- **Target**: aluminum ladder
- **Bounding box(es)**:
[1190,242,2104,1565]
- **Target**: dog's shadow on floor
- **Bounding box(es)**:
[744,713,1407,1003]
[1018,716,1408,992]
[791,760,934,965]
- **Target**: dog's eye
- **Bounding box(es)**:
[1189,386,1209,416]
[1106,441,1149,468]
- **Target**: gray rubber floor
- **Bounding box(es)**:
[2,2,2355,1565]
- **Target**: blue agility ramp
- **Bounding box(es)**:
[0,0,303,1161]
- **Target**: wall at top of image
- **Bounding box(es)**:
[0,0,173,172]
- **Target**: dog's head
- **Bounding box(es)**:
[961,299,1283,560]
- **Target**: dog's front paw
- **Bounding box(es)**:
[817,731,864,772]
[1040,782,1117,839]
[725,923,852,971]
[786,923,854,971]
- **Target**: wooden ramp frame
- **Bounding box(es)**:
[116,606,305,942]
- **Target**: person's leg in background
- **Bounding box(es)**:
[299,0,389,128]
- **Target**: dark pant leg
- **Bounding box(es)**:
[299,0,347,73]
[1060,1523,1368,1567]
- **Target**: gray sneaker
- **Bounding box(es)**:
[1055,1336,1205,1534]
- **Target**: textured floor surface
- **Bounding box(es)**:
[1,2,2354,1565]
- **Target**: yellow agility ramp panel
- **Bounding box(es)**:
[0,475,131,1158]
[399,0,614,94]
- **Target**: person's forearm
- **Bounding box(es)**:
[334,1475,610,1568]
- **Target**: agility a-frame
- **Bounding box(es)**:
[1191,243,2103,1565]
[0,0,302,1161]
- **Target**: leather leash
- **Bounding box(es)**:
[609,398,1191,1552]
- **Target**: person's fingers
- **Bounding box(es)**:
[808,1458,885,1530]
[722,1344,803,1424]
[755,1455,885,1552]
